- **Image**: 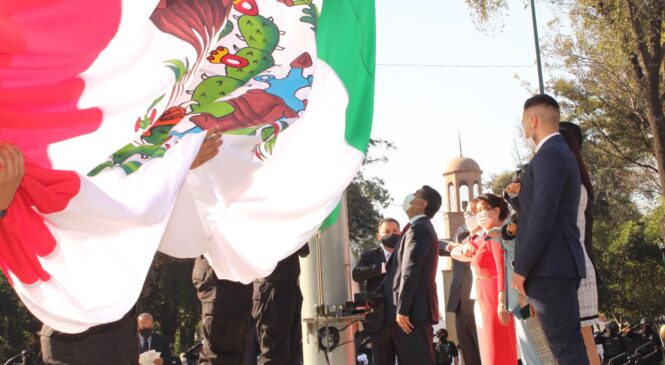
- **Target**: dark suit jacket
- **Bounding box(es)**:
[353,246,388,333]
[445,230,474,315]
[352,246,387,293]
[385,216,439,324]
[445,260,474,315]
[142,332,173,359]
[514,134,586,279]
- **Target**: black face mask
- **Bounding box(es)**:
[380,234,401,249]
[139,329,153,339]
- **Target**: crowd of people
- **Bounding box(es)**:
[2,89,665,365]
[349,94,663,365]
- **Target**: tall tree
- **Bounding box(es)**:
[466,0,665,235]
[137,254,200,353]
[347,139,394,258]
[593,204,665,322]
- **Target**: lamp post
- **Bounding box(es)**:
[530,0,545,94]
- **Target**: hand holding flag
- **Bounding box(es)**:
[0,143,24,210]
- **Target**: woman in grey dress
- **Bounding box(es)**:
[560,123,601,365]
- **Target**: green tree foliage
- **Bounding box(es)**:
[347,139,394,259]
[0,276,40,361]
[347,173,391,258]
[485,171,515,195]
[136,253,200,354]
[593,205,665,322]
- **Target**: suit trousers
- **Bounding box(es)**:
[526,277,589,365]
[455,312,481,365]
[40,312,139,365]
[370,324,396,365]
[377,320,435,365]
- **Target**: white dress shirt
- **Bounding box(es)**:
[535,132,560,153]
[409,214,426,224]
[381,246,392,273]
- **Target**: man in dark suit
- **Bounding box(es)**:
[138,312,177,365]
[444,226,481,365]
[352,217,401,364]
[382,185,442,365]
[511,94,589,365]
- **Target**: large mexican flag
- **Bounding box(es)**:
[0,0,375,333]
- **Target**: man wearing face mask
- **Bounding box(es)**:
[383,185,442,365]
[511,94,588,365]
[137,313,175,365]
[352,218,401,364]
[444,200,482,365]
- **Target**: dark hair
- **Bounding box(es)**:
[436,328,449,337]
[420,185,442,219]
[524,94,560,111]
[559,122,583,147]
[560,129,594,199]
[476,193,509,220]
[377,217,400,232]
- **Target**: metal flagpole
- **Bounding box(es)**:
[530,0,545,94]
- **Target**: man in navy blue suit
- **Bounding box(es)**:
[382,185,442,365]
[511,94,589,365]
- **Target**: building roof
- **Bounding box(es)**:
[444,156,481,174]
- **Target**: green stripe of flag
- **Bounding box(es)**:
[316,0,376,153]
[317,0,376,230]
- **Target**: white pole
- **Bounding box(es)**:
[300,193,356,365]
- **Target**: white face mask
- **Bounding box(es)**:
[523,123,537,152]
[464,214,480,232]
[402,194,416,212]
[476,211,494,231]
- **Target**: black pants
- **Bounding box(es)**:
[243,317,259,365]
[40,312,139,365]
[526,277,589,365]
[375,318,435,365]
[370,325,396,365]
[199,281,253,365]
[252,277,303,365]
[454,311,481,365]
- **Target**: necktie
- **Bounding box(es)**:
[141,337,149,353]
[401,223,411,235]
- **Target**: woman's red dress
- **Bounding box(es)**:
[470,235,517,364]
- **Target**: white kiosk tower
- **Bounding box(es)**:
[440,151,482,342]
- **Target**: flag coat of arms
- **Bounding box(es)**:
[0,0,375,333]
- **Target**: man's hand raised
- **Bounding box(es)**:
[0,142,25,210]
[191,127,223,170]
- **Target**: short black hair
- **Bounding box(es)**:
[420,185,442,219]
[524,94,560,111]
[477,193,509,220]
[377,217,400,232]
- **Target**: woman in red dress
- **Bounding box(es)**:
[464,193,517,364]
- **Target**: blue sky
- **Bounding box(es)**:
[364,0,563,236]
